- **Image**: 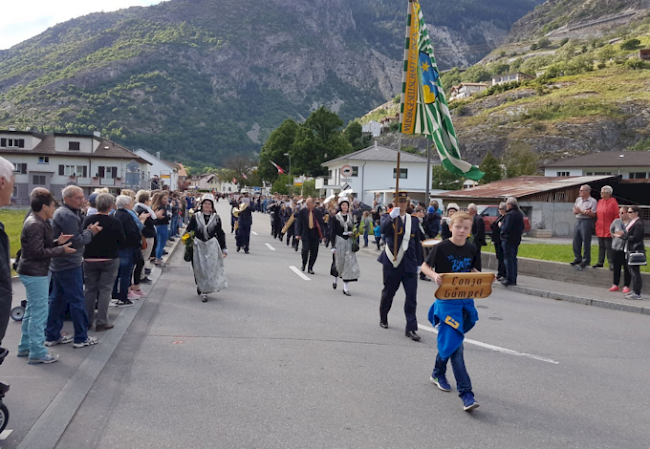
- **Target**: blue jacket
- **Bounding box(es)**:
[376,213,423,273]
[428,299,479,360]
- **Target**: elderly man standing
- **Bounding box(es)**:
[0,156,15,361]
[500,197,524,286]
[593,185,619,269]
[571,185,598,270]
[46,186,103,349]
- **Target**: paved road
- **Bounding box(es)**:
[10,201,650,449]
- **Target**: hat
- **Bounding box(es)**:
[241,189,250,195]
[200,193,215,205]
[393,191,409,202]
[338,197,350,206]
[447,202,460,212]
[88,193,98,205]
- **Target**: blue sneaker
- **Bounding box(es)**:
[28,353,59,365]
[460,392,479,411]
[430,376,452,392]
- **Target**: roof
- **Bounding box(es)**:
[0,132,148,164]
[544,151,650,168]
[176,163,188,177]
[438,175,617,200]
[322,144,428,166]
[459,83,489,87]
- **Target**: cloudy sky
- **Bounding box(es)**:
[0,0,170,50]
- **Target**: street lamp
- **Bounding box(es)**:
[283,152,291,175]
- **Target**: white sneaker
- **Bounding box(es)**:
[44,335,73,347]
[73,337,99,349]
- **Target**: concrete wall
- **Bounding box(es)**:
[482,252,650,294]
[520,201,576,236]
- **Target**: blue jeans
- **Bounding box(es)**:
[363,231,369,247]
[46,267,89,344]
[18,275,50,359]
[170,215,179,237]
[117,248,136,302]
[433,343,472,396]
[502,241,519,284]
[156,225,169,260]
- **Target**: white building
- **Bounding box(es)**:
[456,83,489,100]
[134,149,179,190]
[491,72,535,86]
[361,120,382,138]
[1,130,150,205]
[543,152,650,180]
[318,142,433,205]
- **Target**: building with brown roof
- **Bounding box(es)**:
[0,129,151,205]
[544,151,650,181]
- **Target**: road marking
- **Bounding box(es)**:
[252,231,259,236]
[289,266,311,281]
[418,324,559,365]
[265,243,276,251]
[0,430,13,440]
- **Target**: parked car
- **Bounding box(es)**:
[478,205,531,235]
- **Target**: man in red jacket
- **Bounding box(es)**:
[593,185,619,269]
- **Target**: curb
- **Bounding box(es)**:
[497,284,650,316]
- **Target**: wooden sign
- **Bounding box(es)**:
[434,273,495,300]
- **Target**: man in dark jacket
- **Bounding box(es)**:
[0,157,15,360]
[235,191,253,254]
[46,186,102,348]
[491,202,508,281]
[378,192,424,341]
[500,197,525,286]
[468,204,486,271]
[295,197,325,274]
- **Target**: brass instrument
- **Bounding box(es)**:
[232,202,248,218]
[281,214,296,234]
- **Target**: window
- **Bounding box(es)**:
[594,172,612,175]
[586,172,593,176]
[393,168,408,179]
[0,138,25,148]
[557,171,570,177]
[630,172,647,179]
[38,157,49,164]
[68,141,80,151]
[351,166,359,177]
[14,163,27,174]
[328,169,332,179]
[97,166,118,178]
[32,175,46,185]
[61,165,87,177]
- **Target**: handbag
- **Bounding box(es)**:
[627,251,647,266]
[351,239,360,253]
[141,236,148,250]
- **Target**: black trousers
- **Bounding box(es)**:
[237,223,251,251]
[612,250,631,287]
[301,232,320,270]
[474,244,483,272]
[380,264,418,331]
[629,264,642,295]
[494,241,506,278]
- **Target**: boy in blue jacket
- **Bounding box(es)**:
[421,211,489,411]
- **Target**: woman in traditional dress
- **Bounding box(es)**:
[330,197,361,296]
[185,194,228,302]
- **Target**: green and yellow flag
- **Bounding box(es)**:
[400,0,484,181]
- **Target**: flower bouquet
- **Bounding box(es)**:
[182,231,195,262]
[350,225,360,253]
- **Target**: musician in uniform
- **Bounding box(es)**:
[377,192,424,341]
[234,190,253,254]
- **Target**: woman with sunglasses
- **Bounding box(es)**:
[609,207,631,293]
[613,206,644,300]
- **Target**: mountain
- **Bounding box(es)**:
[0,0,542,165]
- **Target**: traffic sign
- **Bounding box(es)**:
[341,165,353,178]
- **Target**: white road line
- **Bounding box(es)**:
[265,243,276,251]
[418,324,559,365]
[0,429,13,440]
[252,231,259,236]
[289,266,311,281]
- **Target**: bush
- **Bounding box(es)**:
[530,43,538,51]
[538,37,551,49]
[560,38,570,47]
[625,59,650,70]
[621,38,641,50]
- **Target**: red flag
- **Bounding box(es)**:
[232,177,237,184]
[270,161,284,174]
[242,173,248,179]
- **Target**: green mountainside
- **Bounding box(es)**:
[0,0,542,165]
[359,0,650,173]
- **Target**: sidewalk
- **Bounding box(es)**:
[2,235,184,449]
[360,246,650,316]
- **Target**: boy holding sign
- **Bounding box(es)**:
[421,211,487,411]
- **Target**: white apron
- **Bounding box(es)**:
[193,213,228,293]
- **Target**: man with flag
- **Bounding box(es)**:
[400,0,484,182]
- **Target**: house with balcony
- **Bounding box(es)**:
[491,72,535,86]
[0,129,150,205]
[134,149,180,190]
[455,83,489,100]
[317,142,433,205]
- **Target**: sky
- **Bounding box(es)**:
[0,0,170,50]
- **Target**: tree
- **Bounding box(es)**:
[431,165,463,190]
[271,174,293,195]
[223,154,256,184]
[537,37,551,49]
[621,38,641,51]
[461,65,492,83]
[479,152,503,184]
[344,121,369,151]
[258,119,299,182]
[291,108,352,177]
[440,67,462,91]
[598,45,616,63]
[501,143,539,178]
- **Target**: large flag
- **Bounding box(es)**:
[270,161,285,174]
[400,0,484,181]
